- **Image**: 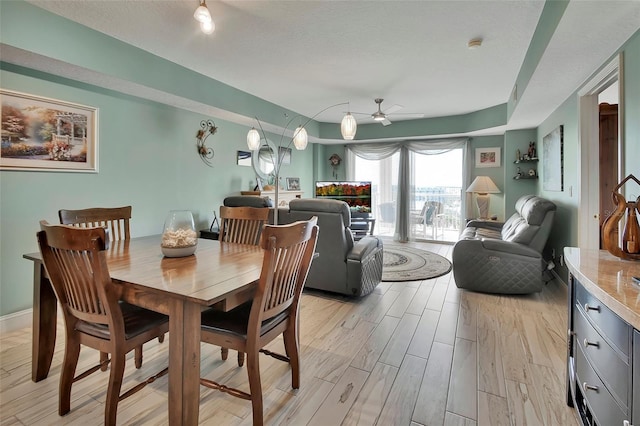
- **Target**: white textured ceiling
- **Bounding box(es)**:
[22,0,640,134]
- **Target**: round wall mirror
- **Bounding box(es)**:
[252,139,277,181]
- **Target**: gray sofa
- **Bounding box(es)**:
[277,198,383,296]
[452,195,556,294]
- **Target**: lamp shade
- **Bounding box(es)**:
[246,128,261,150]
[293,126,308,150]
[340,112,357,140]
[466,176,500,194]
[193,2,211,23]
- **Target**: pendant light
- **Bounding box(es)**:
[293,126,308,150]
[194,1,214,34]
[193,1,211,23]
[247,128,261,150]
[200,20,215,34]
[341,112,357,140]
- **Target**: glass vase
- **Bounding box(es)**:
[161,210,198,257]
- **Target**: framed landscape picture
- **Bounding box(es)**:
[1,89,98,172]
[475,147,501,168]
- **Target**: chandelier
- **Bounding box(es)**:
[247,103,357,223]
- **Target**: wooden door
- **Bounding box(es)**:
[599,103,618,248]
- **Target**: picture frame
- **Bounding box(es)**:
[475,147,501,168]
[236,150,252,166]
[1,89,98,172]
[543,125,564,191]
[286,177,300,191]
[278,146,291,165]
[254,177,264,191]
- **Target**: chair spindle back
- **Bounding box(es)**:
[219,206,270,246]
[37,221,120,328]
[59,206,132,241]
[251,217,318,326]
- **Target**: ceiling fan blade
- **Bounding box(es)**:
[381,118,392,126]
[388,112,425,119]
[383,104,403,114]
[350,111,372,116]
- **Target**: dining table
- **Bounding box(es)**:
[23,235,264,425]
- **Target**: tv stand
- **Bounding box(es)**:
[350,212,375,241]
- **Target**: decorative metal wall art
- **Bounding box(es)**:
[196,119,217,167]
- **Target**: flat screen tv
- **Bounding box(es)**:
[315,181,372,213]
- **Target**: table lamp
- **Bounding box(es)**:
[466,176,501,219]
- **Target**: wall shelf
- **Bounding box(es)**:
[514,148,538,180]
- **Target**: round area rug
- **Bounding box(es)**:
[382,244,452,282]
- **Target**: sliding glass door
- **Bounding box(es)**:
[409,149,463,242]
[353,149,463,242]
[353,153,399,237]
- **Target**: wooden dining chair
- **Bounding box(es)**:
[58,206,132,241]
[218,205,271,364]
[37,221,169,426]
[219,205,270,245]
[199,218,318,426]
[58,206,162,368]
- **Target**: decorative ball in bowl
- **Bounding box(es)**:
[161,210,198,258]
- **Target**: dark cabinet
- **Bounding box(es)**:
[568,275,633,425]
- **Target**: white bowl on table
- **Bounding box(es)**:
[161,244,197,258]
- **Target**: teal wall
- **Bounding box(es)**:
[622,31,640,193]
[468,136,506,221]
[0,66,314,316]
[1,1,639,316]
[504,129,539,217]
[537,95,580,280]
[536,29,640,281]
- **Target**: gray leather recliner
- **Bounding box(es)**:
[452,195,556,294]
[277,198,383,296]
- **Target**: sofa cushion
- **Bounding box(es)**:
[289,198,351,225]
[224,196,273,208]
[517,195,556,225]
[499,195,556,246]
[460,226,502,240]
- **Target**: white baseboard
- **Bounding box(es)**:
[0,308,33,334]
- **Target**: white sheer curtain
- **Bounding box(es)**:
[346,138,470,242]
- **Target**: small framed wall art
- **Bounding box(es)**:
[1,89,98,172]
[475,147,501,168]
[286,177,300,191]
[543,125,564,191]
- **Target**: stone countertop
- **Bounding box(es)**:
[564,247,640,329]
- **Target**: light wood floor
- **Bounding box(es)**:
[0,241,579,425]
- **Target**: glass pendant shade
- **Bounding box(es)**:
[200,19,215,34]
[193,3,211,23]
[293,126,308,150]
[247,128,261,150]
[341,112,357,140]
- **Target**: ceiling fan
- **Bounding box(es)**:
[352,98,424,126]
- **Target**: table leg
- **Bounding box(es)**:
[168,299,201,425]
[32,262,57,382]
